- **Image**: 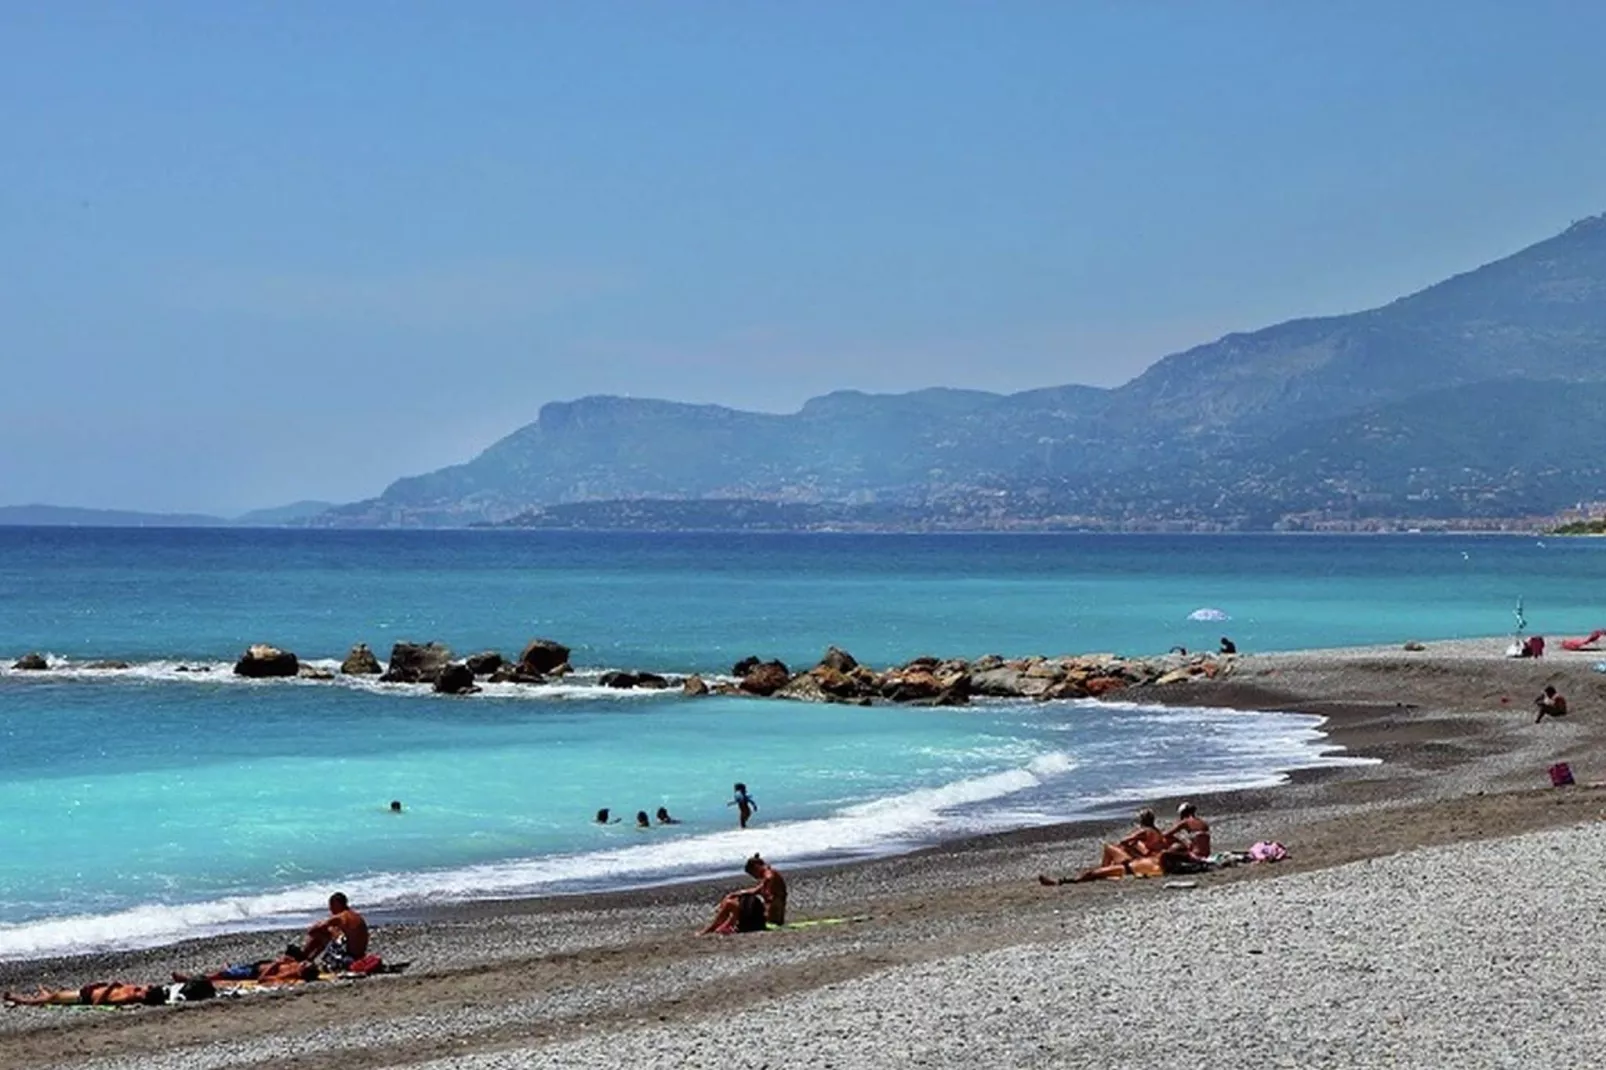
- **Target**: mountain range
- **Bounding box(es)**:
[14,217,1606,531]
[307,214,1606,529]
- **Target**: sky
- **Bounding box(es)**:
[5,2,1606,514]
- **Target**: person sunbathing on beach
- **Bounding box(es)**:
[172,955,318,986]
[5,981,166,1007]
[700,854,788,934]
[1535,686,1569,722]
[1038,809,1194,885]
[298,892,369,969]
[1166,802,1212,859]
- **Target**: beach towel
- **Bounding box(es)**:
[1248,841,1288,863]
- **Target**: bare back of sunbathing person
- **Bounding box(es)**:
[1166,802,1211,859]
[701,854,787,934]
[299,892,369,969]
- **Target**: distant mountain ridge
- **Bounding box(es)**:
[300,214,1606,527]
[0,501,337,528]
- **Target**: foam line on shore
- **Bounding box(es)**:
[0,702,1370,962]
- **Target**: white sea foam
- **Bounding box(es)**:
[0,747,1082,960]
[0,697,1370,962]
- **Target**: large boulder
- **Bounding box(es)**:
[777,673,834,703]
[234,644,299,678]
[600,670,642,689]
[340,644,382,675]
[683,674,710,696]
[516,638,571,676]
[465,651,505,676]
[817,646,859,673]
[635,672,670,689]
[732,655,763,677]
[11,652,49,671]
[970,666,1057,699]
[881,669,944,703]
[433,663,479,695]
[381,642,453,684]
[739,660,791,697]
[809,666,868,699]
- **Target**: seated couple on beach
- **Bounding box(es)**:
[701,854,787,934]
[1040,804,1212,885]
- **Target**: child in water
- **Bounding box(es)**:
[728,783,758,828]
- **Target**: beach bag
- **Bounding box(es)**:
[735,892,768,933]
[1549,762,1575,787]
[347,954,383,975]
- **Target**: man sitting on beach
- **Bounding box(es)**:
[299,892,369,969]
[1166,802,1212,859]
[701,854,788,934]
[1535,686,1569,723]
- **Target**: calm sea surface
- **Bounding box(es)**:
[0,529,1593,959]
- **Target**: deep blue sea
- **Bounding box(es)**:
[1,529,1595,960]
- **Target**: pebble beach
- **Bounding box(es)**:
[5,638,1606,1070]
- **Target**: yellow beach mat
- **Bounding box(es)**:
[767,915,871,931]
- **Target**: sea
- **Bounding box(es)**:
[0,528,1596,961]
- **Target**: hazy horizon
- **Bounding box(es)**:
[7,2,1605,514]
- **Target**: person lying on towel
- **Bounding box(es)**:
[172,955,319,986]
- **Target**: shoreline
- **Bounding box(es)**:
[4,637,1604,1069]
[0,678,1362,966]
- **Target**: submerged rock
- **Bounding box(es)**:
[234,644,299,678]
[340,644,382,675]
[381,642,453,684]
[298,664,335,681]
[488,664,545,685]
[11,652,49,671]
[465,651,505,676]
[600,670,642,689]
[85,660,131,670]
[682,674,710,696]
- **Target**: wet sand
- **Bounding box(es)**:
[4,638,1605,1069]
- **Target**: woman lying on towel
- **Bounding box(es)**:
[5,982,167,1007]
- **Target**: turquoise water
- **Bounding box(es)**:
[0,529,1595,959]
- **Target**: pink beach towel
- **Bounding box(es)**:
[1248,841,1288,863]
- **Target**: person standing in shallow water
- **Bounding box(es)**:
[729,783,757,828]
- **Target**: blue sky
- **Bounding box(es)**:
[5,2,1605,513]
